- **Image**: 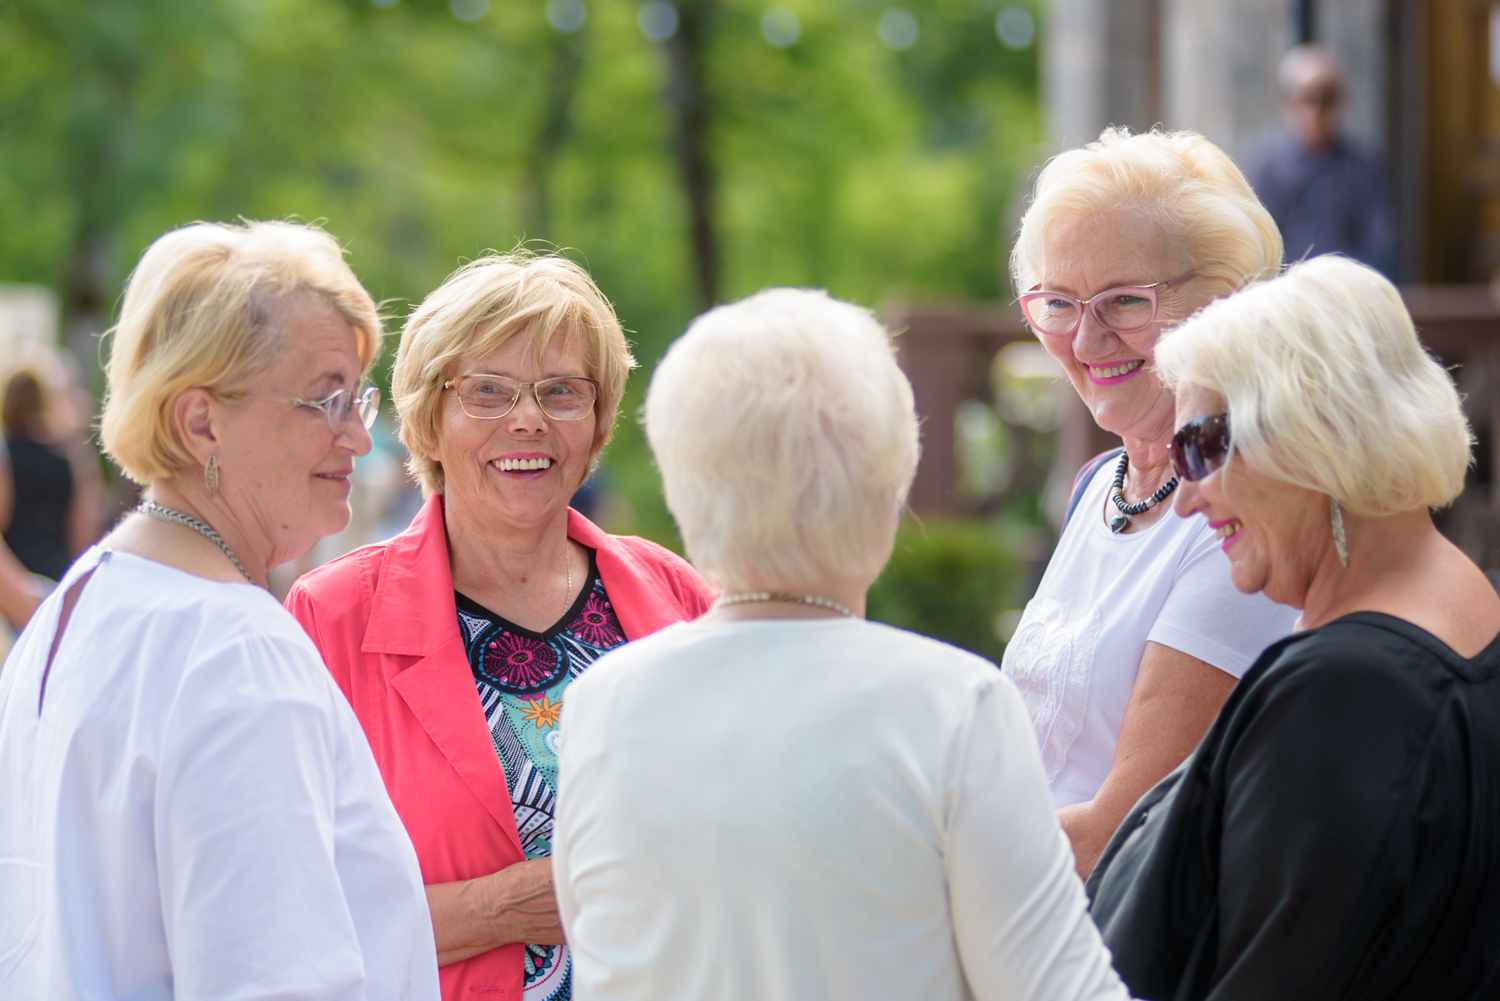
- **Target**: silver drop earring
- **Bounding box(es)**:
[205,454,220,495]
[1330,496,1349,568]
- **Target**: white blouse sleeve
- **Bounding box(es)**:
[1147,521,1298,679]
[945,675,1131,1001]
[153,632,373,1000]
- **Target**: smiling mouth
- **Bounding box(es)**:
[495,457,553,472]
[1090,359,1145,379]
[1215,519,1242,541]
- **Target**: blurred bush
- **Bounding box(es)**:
[866,517,1015,665]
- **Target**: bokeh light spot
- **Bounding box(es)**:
[878,10,918,50]
[547,0,587,33]
[761,9,800,48]
[450,0,487,21]
[996,8,1035,49]
[369,0,400,8]
[639,1,679,41]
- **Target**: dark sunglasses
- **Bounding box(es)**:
[1170,413,1232,481]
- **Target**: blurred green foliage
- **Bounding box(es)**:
[867,517,1015,664]
[0,0,1043,556]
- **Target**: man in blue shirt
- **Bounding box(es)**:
[1247,45,1395,276]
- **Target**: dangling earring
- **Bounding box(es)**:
[205,454,220,496]
[1330,496,1349,568]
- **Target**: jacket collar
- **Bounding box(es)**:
[362,494,459,656]
[362,493,683,655]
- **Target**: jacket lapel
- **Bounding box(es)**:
[364,495,523,854]
[568,507,689,640]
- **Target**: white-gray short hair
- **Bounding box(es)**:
[644,288,920,588]
[1154,255,1472,515]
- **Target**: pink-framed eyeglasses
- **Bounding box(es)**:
[1018,272,1197,337]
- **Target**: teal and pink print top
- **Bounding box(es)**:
[455,549,626,1001]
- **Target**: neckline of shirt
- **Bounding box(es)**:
[454,546,600,641]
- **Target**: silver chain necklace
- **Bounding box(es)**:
[713,591,856,618]
[136,501,258,586]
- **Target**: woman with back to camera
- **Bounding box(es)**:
[0,220,439,998]
[1089,255,1500,999]
[1002,127,1299,876]
[552,288,1132,1001]
[286,252,715,1001]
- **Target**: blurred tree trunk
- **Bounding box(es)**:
[662,0,719,308]
[524,28,587,241]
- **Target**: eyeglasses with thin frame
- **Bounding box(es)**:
[443,373,599,422]
[252,384,381,434]
[1018,272,1197,337]
[1170,412,1231,482]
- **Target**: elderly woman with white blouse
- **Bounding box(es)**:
[552,289,1130,1001]
[0,222,438,999]
[1002,128,1300,877]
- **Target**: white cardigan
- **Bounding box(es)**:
[554,616,1130,1001]
[0,548,439,1000]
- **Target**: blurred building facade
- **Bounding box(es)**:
[1044,0,1499,284]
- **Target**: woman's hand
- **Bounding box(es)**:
[427,857,565,967]
[1058,641,1238,880]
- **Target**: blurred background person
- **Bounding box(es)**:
[553,288,1131,1001]
[0,438,40,636]
[1004,128,1299,879]
[0,220,440,999]
[1091,255,1500,1000]
[286,253,715,1001]
[1246,45,1396,276]
[2,368,102,584]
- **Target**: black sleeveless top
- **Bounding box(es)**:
[5,436,73,581]
[1088,612,1500,1001]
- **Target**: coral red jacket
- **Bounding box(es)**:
[285,494,715,1001]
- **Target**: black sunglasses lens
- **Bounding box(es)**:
[1171,414,1230,482]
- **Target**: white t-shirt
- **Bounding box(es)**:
[1001,459,1298,808]
[553,617,1130,1001]
[0,548,440,1000]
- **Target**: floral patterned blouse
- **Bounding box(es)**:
[455,549,627,1001]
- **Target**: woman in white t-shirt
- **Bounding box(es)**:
[1000,128,1299,878]
[0,221,439,999]
[553,289,1130,1001]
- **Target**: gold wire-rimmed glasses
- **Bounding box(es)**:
[443,373,599,421]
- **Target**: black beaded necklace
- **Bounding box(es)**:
[1109,451,1179,534]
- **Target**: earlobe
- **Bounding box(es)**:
[173,388,220,465]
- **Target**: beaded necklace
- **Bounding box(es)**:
[713,591,855,618]
[1108,451,1179,534]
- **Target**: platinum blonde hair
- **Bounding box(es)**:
[1011,127,1283,299]
[101,220,382,485]
[644,288,919,588]
[392,252,635,498]
[1155,255,1472,515]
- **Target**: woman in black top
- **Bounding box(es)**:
[1087,254,1500,1000]
[2,370,99,582]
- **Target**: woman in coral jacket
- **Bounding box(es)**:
[286,253,715,1001]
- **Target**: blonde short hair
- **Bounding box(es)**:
[392,253,635,497]
[1154,255,1472,515]
[101,221,381,485]
[645,288,919,588]
[1011,128,1284,298]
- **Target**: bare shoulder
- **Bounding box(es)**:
[1365,542,1500,659]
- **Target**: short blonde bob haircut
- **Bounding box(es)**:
[645,288,919,588]
[1154,255,1472,515]
[101,221,382,485]
[1011,127,1284,299]
[392,252,635,497]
